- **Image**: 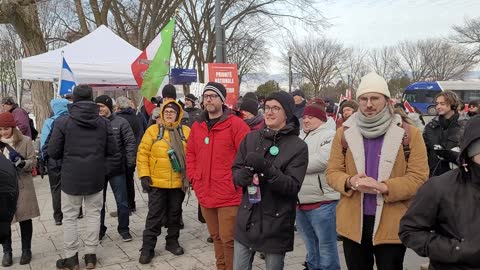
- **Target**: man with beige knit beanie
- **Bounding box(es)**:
[326,72,429,270]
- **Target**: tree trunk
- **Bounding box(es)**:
[10,3,52,129]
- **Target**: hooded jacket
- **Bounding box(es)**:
[9,105,32,138]
[137,100,190,189]
[298,117,338,204]
[48,101,118,195]
[116,107,143,146]
[40,98,69,149]
[326,112,429,245]
[232,119,308,253]
[186,107,250,208]
[399,115,480,270]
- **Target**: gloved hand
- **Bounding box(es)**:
[235,167,255,187]
[15,160,26,169]
[245,152,269,173]
[141,176,152,193]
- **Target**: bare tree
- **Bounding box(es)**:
[0,25,23,98]
[288,37,349,96]
[452,17,480,59]
[369,46,400,80]
[424,39,477,81]
[0,0,53,128]
[175,0,327,82]
[226,28,269,85]
[343,48,369,88]
[393,40,432,82]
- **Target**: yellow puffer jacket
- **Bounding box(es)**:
[137,100,191,189]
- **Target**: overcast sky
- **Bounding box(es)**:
[267,0,480,74]
[321,0,480,48]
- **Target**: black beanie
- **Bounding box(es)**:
[266,91,295,121]
[162,84,177,99]
[240,98,259,116]
[203,82,227,103]
[95,95,113,113]
[291,89,305,99]
[185,93,197,103]
[73,85,93,102]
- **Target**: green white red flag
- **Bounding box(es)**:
[131,18,175,114]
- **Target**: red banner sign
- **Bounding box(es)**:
[204,63,239,107]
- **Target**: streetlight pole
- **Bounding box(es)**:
[215,0,225,63]
[288,50,293,93]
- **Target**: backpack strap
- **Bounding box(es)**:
[177,124,186,141]
[341,126,349,156]
[156,124,165,142]
[401,122,411,162]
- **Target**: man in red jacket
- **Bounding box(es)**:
[187,82,250,270]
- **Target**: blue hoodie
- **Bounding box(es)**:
[40,98,69,148]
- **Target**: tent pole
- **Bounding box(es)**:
[16,77,22,107]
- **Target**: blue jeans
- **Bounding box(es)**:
[100,174,130,234]
[233,240,285,270]
[296,201,340,270]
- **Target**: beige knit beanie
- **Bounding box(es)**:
[356,72,391,99]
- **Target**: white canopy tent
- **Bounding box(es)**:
[15,25,141,88]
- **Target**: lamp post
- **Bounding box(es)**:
[288,50,293,93]
[215,0,225,63]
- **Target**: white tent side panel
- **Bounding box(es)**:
[16,25,141,86]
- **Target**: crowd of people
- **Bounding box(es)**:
[0,71,479,270]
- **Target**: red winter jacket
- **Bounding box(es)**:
[186,109,250,208]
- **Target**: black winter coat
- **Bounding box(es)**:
[423,113,466,176]
[182,107,203,127]
[105,114,136,178]
[116,108,143,145]
[400,115,480,270]
[48,101,117,195]
[232,120,308,253]
[0,155,17,243]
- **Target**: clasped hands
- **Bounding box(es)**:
[347,173,388,194]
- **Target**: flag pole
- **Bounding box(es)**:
[56,51,64,98]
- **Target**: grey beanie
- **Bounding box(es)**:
[468,139,480,158]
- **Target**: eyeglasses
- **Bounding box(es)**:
[164,110,177,115]
[264,106,282,114]
[203,94,219,100]
[469,105,477,108]
[358,96,382,105]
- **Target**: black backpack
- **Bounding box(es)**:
[29,118,38,141]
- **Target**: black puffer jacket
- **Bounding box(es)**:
[0,155,17,243]
[400,115,480,270]
[105,114,136,178]
[48,101,117,195]
[116,107,143,145]
[182,107,203,127]
[232,119,308,253]
[423,113,467,176]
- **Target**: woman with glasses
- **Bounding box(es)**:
[137,100,191,264]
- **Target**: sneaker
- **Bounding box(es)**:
[109,211,118,217]
[206,236,213,243]
[121,232,133,242]
[56,252,79,270]
[2,252,12,267]
[83,254,96,269]
[19,250,32,265]
[55,220,62,226]
[138,249,154,264]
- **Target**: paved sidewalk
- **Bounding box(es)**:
[5,175,427,269]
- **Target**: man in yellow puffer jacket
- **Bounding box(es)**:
[136,100,190,264]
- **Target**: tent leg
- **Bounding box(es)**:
[16,77,22,107]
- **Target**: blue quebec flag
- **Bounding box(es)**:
[58,57,77,96]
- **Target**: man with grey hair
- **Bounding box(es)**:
[116,96,143,213]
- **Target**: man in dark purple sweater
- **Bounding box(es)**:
[326,72,429,270]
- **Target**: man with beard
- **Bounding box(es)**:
[186,82,250,270]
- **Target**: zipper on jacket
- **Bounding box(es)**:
[318,175,324,194]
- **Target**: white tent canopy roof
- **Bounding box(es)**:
[15,25,141,86]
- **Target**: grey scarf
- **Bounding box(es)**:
[356,106,393,139]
